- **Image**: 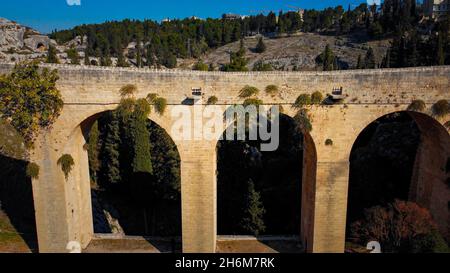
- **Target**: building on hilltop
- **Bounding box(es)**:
[424,0,450,19]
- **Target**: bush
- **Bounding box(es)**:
[253,61,273,71]
[243,98,263,107]
[265,85,279,96]
[293,109,312,133]
[432,100,449,117]
[293,94,312,109]
[311,91,323,104]
[207,96,218,105]
[120,84,137,98]
[325,139,333,146]
[57,154,75,180]
[239,85,260,98]
[154,97,167,115]
[407,100,426,112]
[193,60,209,71]
[350,200,447,253]
[146,93,158,104]
[410,229,449,253]
[26,162,40,179]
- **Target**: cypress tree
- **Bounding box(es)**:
[101,111,121,184]
[116,49,129,67]
[84,47,90,65]
[437,33,445,65]
[88,121,101,184]
[357,54,363,69]
[136,41,142,68]
[322,44,335,71]
[255,37,266,53]
[131,99,153,174]
[241,180,266,236]
[364,47,376,69]
[46,44,59,64]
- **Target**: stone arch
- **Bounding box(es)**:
[214,106,317,253]
[59,106,182,251]
[346,110,450,249]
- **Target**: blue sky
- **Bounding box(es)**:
[1,0,371,33]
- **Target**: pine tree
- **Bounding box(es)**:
[364,47,376,69]
[241,180,266,236]
[255,37,266,53]
[46,44,59,64]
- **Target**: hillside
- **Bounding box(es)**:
[180,32,391,71]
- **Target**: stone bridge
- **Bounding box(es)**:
[0,63,449,253]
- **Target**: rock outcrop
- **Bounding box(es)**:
[0,17,57,63]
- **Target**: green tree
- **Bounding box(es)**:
[88,121,101,183]
[131,99,153,174]
[0,62,63,146]
[136,40,143,68]
[101,111,121,184]
[241,180,266,236]
[66,46,80,65]
[437,33,445,66]
[252,61,273,71]
[255,37,266,53]
[116,49,129,67]
[193,60,209,71]
[222,40,248,71]
[320,44,336,71]
[357,54,363,69]
[46,45,59,64]
[84,47,90,65]
[364,47,376,69]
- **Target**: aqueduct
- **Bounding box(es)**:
[0,63,449,253]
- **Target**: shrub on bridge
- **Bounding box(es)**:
[26,162,40,179]
[239,85,260,98]
[432,100,449,118]
[243,98,263,107]
[119,84,137,98]
[265,85,279,96]
[293,94,312,109]
[207,96,218,105]
[0,62,63,147]
[146,93,158,104]
[154,97,168,115]
[293,109,312,133]
[407,100,426,112]
[311,91,323,105]
[57,154,75,180]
